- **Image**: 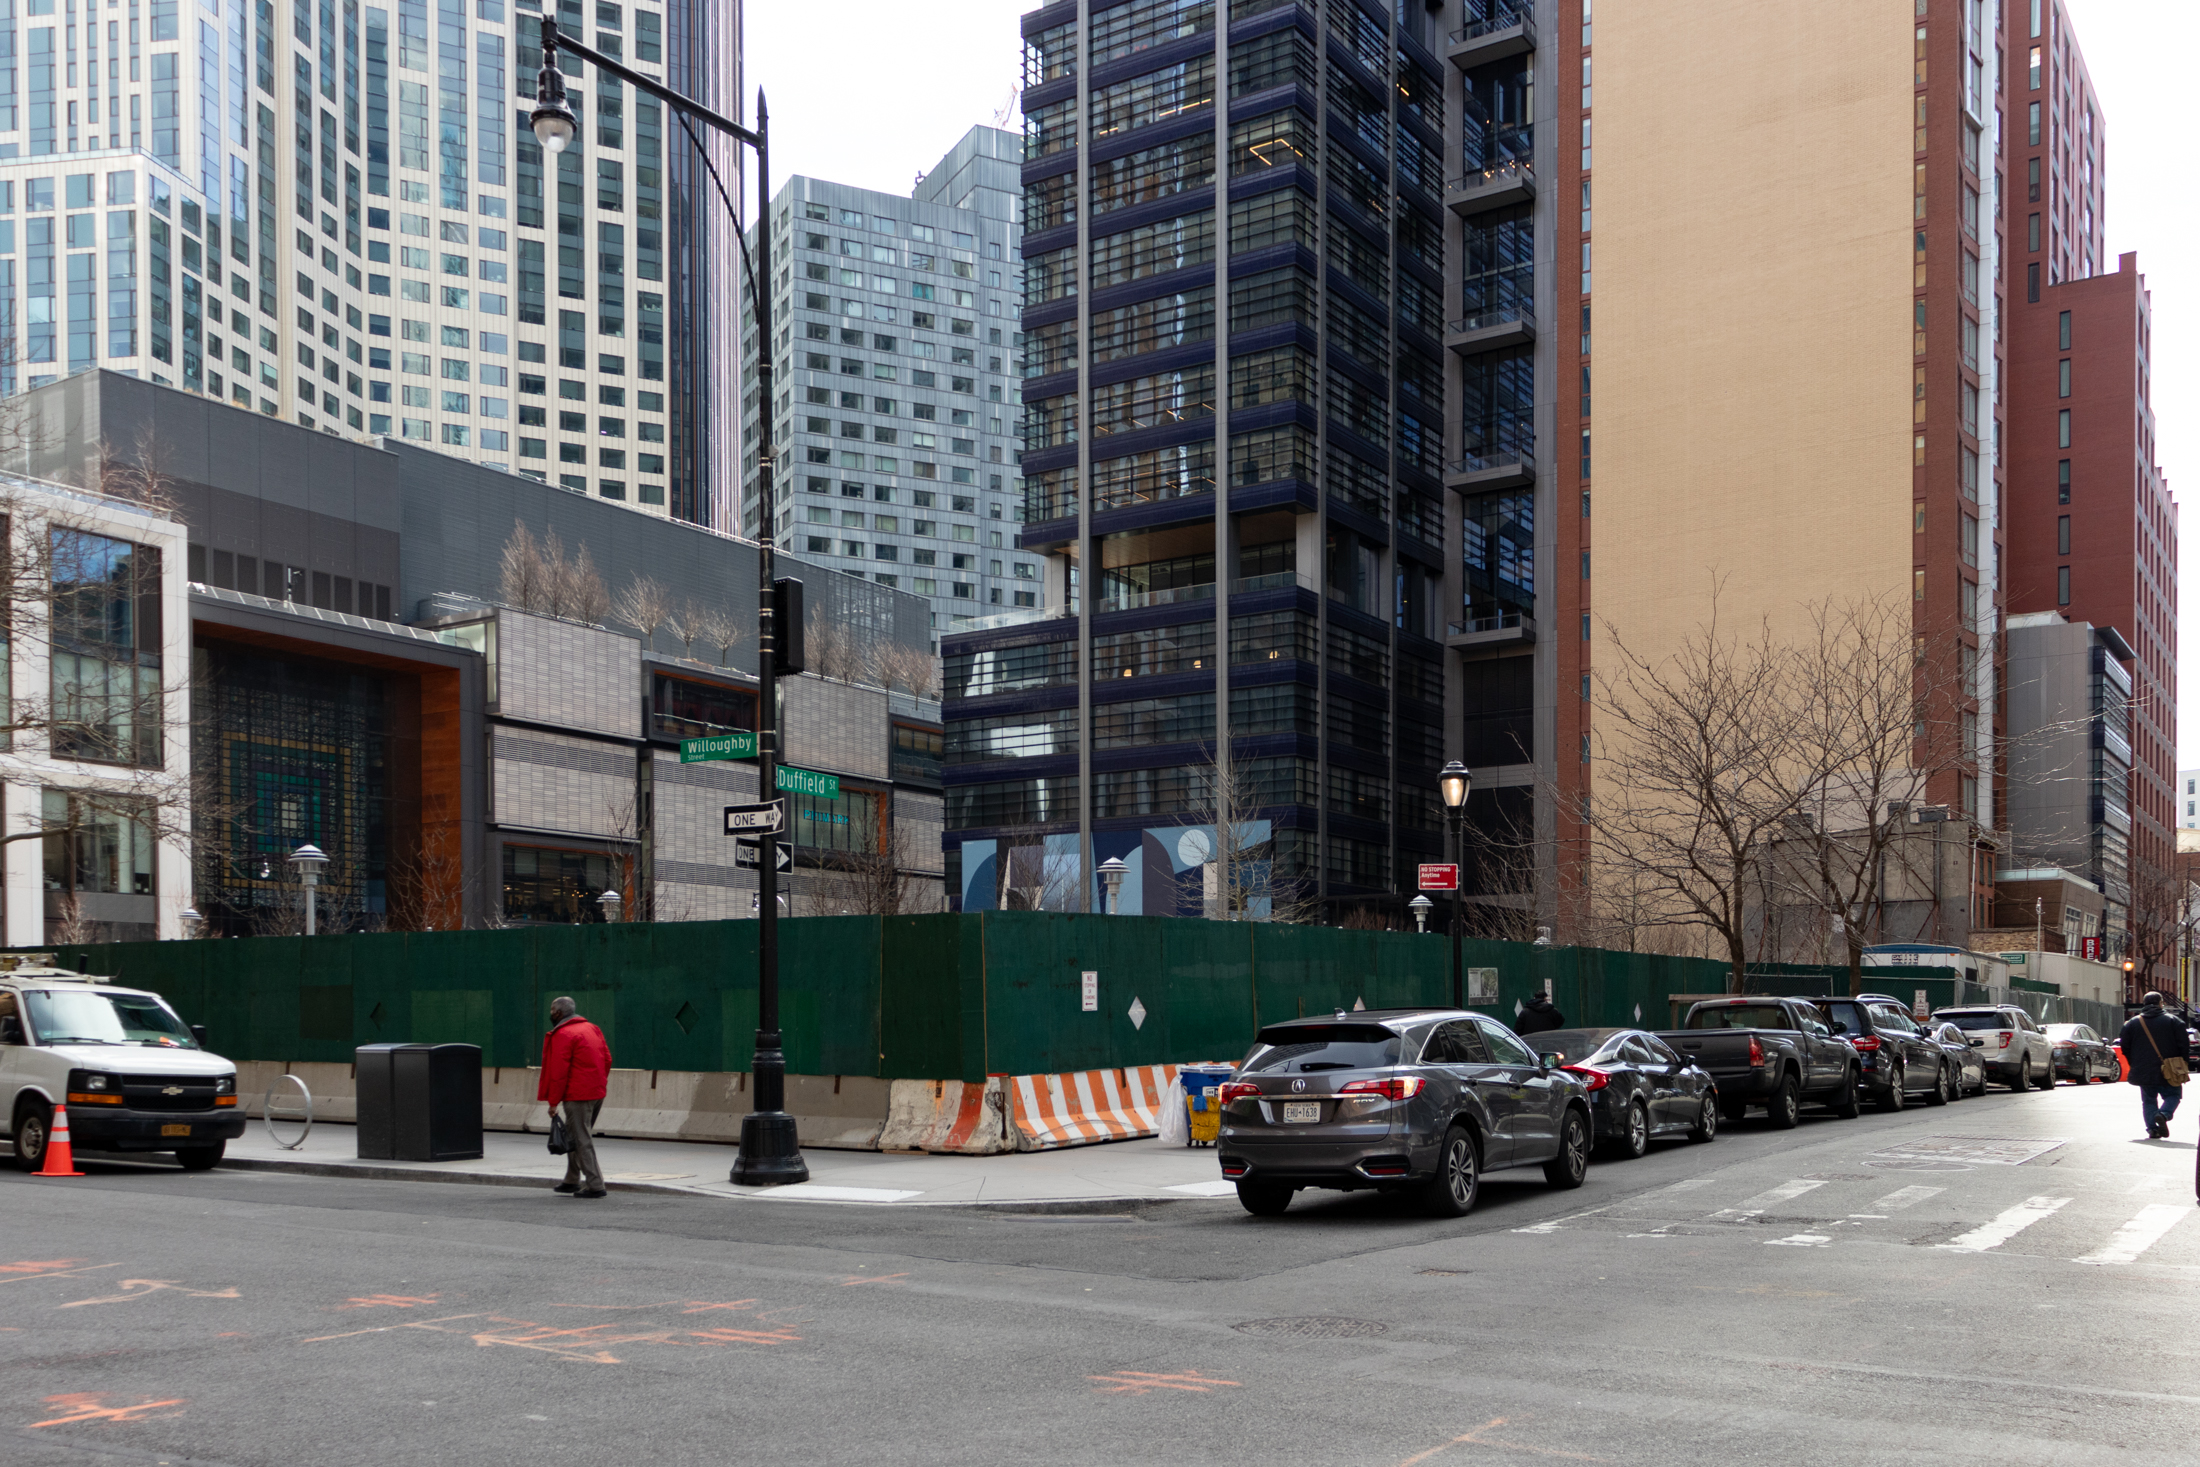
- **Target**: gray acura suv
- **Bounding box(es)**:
[1216,1009,1593,1217]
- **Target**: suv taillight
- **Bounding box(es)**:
[1850,1034,1882,1052]
[1561,1065,1610,1091]
[1748,1036,1765,1067]
[1997,1033,2013,1049]
[1339,1077,1427,1100]
[1218,1081,1260,1104]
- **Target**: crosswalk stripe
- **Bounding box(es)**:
[1511,1206,1609,1235]
[1869,1185,1945,1212]
[2075,1204,2189,1266]
[1938,1196,2072,1253]
[1709,1178,1825,1222]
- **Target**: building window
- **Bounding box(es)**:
[2058,459,2071,504]
[50,529,164,766]
[2058,515,2070,556]
[2058,359,2071,398]
[2057,409,2071,448]
[2057,566,2070,606]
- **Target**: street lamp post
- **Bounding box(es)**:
[1097,857,1128,915]
[1438,762,1472,1007]
[531,19,807,1186]
[1409,894,1432,934]
[288,844,328,937]
[597,889,623,924]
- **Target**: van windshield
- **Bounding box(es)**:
[23,989,198,1047]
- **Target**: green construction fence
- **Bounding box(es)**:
[26,914,1886,1081]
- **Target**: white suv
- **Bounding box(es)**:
[1931,1005,2055,1091]
[0,961,243,1171]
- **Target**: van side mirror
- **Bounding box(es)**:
[190,1023,209,1048]
[0,1015,22,1044]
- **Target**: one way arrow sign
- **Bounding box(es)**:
[734,837,793,873]
[723,800,785,834]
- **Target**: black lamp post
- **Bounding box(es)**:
[531,20,807,1187]
[1438,761,1472,1006]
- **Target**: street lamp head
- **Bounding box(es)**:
[287,843,329,872]
[531,21,578,155]
[1438,760,1472,810]
[1408,894,1432,914]
[597,889,623,921]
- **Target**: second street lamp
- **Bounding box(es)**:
[532,18,807,1187]
[1438,761,1471,1007]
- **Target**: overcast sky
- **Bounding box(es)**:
[744,0,2197,758]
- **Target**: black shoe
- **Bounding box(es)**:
[553,1181,579,1193]
[575,1188,608,1199]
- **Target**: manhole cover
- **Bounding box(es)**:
[1865,1160,1974,1172]
[1869,1137,2066,1167]
[1232,1316,1390,1338]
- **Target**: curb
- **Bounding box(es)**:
[215,1155,711,1197]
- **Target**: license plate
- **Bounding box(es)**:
[1281,1102,1320,1124]
[161,1124,192,1137]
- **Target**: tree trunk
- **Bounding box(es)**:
[1727,928,1748,995]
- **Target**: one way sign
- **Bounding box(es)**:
[734,837,793,873]
[723,800,785,834]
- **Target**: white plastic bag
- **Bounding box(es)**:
[1156,1073,1189,1145]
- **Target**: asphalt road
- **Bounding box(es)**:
[4,1078,2196,1467]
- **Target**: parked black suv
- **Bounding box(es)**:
[1798,995,1953,1110]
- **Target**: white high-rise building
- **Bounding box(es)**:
[0,0,736,529]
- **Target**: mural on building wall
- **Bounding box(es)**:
[957,821,1276,918]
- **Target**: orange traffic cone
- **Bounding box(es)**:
[36,1102,85,1177]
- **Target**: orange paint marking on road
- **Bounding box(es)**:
[306,1307,798,1364]
[1089,1370,1241,1396]
[30,1393,187,1429]
[333,1294,441,1310]
[0,1260,123,1287]
[1392,1417,1611,1466]
[59,1279,241,1308]
[686,1325,804,1345]
[838,1273,911,1287]
[678,1299,765,1313]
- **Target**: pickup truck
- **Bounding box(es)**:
[1656,997,1862,1129]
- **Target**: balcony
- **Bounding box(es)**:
[1445,449,1536,492]
[1446,158,1536,218]
[1447,8,1536,71]
[1446,307,1537,356]
[1446,611,1536,649]
[1092,571,1314,615]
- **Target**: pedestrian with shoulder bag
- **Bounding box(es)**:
[2120,992,2191,1140]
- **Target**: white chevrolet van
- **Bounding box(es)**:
[0,959,243,1170]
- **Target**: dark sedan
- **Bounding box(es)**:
[2044,1023,2119,1083]
[1536,1028,1719,1158]
[1216,1009,1593,1218]
[1924,1021,1988,1097]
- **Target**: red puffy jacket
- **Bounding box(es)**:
[538,1016,612,1104]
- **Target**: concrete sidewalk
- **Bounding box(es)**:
[213,1119,1242,1207]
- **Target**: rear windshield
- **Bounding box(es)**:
[1243,1025,1401,1074]
[1937,1011,2014,1031]
[1536,1029,1625,1064]
[1684,1004,1791,1030]
[1817,1001,1867,1036]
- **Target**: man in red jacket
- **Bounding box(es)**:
[538,996,612,1198]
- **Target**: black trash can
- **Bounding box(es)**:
[354,1042,484,1161]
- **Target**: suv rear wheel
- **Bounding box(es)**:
[1236,1181,1295,1217]
[1421,1124,1481,1218]
[1830,1067,1863,1119]
[1543,1110,1590,1189]
[2010,1059,2032,1091]
[1879,1062,1907,1112]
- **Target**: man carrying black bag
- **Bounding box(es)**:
[538,996,612,1197]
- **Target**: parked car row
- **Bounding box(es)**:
[1214,994,2094,1218]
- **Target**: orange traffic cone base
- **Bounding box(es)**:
[36,1101,85,1177]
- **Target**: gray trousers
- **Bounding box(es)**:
[561,1098,604,1189]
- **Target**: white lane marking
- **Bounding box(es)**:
[2075,1204,2189,1266]
[1766,1234,1833,1248]
[1512,1206,1609,1235]
[1165,1180,1241,1198]
[1938,1195,2072,1253]
[1869,1185,1945,1212]
[1654,1177,1715,1193]
[1708,1178,1826,1222]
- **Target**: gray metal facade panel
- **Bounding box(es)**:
[784,675,889,783]
[491,727,638,839]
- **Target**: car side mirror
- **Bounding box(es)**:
[1539,1053,1561,1070]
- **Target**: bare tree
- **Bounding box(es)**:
[690,604,746,668]
[613,574,675,649]
[805,612,874,684]
[875,643,941,701]
[807,817,926,916]
[1573,592,1811,994]
[1170,747,1321,923]
[497,523,609,622]
[2125,853,2197,1001]
[664,599,704,660]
